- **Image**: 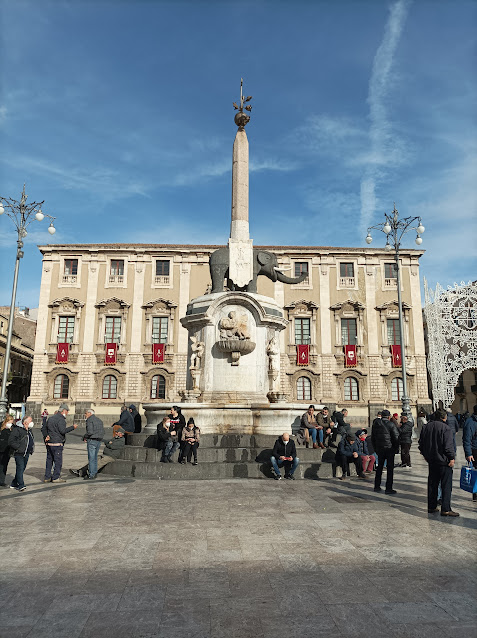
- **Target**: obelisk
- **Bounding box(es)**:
[228,79,254,289]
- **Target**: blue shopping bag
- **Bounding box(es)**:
[460,463,477,493]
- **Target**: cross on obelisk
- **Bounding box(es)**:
[229,79,253,289]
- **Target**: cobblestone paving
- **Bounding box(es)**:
[1,431,476,638]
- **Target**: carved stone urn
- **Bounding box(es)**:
[217,338,256,366]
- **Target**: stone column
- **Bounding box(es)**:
[78,257,99,400]
[319,260,334,403]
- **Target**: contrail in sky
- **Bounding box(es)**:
[360,0,412,233]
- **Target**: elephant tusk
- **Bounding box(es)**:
[274,265,292,272]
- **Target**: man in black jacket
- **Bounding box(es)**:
[371,409,399,495]
[397,414,414,469]
[83,409,104,480]
[44,404,78,483]
[419,409,459,517]
[270,433,299,480]
[8,416,34,492]
[332,409,352,444]
[112,405,134,435]
[70,431,125,478]
[129,404,142,433]
[335,432,367,480]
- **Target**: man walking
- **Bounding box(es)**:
[371,409,399,495]
[397,414,414,468]
[8,416,35,492]
[270,432,299,480]
[44,404,78,483]
[83,409,104,480]
[419,408,459,517]
[463,404,477,503]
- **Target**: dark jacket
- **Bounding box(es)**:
[129,405,142,434]
[45,412,75,444]
[8,425,35,457]
[355,436,370,456]
[316,413,334,430]
[446,412,459,433]
[333,411,351,436]
[156,424,171,450]
[85,414,104,440]
[168,412,186,442]
[398,421,414,445]
[371,418,399,453]
[336,438,359,458]
[0,428,11,454]
[419,419,455,465]
[102,436,126,459]
[114,409,135,433]
[272,437,297,460]
[463,414,477,457]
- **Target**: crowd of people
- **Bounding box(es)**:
[1,401,476,515]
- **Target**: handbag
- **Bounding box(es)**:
[460,462,477,493]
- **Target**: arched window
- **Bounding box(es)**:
[102,375,117,399]
[344,376,359,401]
[391,377,403,401]
[297,376,311,401]
[151,375,166,399]
[53,374,69,399]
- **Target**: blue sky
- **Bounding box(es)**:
[0,0,476,308]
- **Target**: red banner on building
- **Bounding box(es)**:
[344,345,357,367]
[391,345,402,368]
[297,344,309,366]
[105,343,117,365]
[56,343,69,364]
[152,343,165,364]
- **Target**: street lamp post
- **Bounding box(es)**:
[365,204,425,419]
[0,185,56,422]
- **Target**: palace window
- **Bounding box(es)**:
[152,317,168,344]
[339,263,355,287]
[294,261,309,286]
[297,376,312,401]
[53,374,69,399]
[63,259,78,284]
[341,318,357,345]
[387,319,401,345]
[57,316,75,343]
[384,263,398,288]
[295,318,311,345]
[109,260,124,284]
[391,377,403,401]
[155,260,170,285]
[105,316,122,344]
[151,375,166,399]
[344,376,359,401]
[102,375,117,399]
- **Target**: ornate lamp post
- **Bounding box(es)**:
[365,204,425,418]
[0,185,56,421]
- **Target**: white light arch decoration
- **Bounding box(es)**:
[424,279,477,408]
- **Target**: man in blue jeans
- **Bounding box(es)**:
[270,433,299,480]
[8,416,35,492]
[44,404,78,483]
[83,408,104,480]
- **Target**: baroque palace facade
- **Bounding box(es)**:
[26,242,431,424]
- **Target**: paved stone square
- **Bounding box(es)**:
[1,432,476,638]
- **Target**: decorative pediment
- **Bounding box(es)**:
[142,298,177,312]
[49,297,84,312]
[375,301,411,312]
[95,297,130,311]
[330,300,365,311]
[284,299,319,313]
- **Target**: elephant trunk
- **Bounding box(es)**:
[275,269,308,285]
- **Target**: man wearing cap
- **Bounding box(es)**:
[355,429,375,474]
[335,431,367,480]
[43,404,78,483]
[371,409,399,494]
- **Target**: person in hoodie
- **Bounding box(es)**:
[168,406,186,462]
[112,405,134,436]
[8,416,35,492]
[0,415,14,486]
[129,404,142,434]
[336,432,367,480]
[181,417,200,465]
[82,409,104,480]
[270,432,299,480]
[43,403,78,483]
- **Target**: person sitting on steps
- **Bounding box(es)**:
[317,406,335,448]
[270,433,299,480]
[157,417,176,462]
[70,431,125,478]
[335,432,367,481]
[181,418,200,465]
[300,405,323,449]
[355,429,375,474]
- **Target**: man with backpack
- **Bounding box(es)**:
[463,404,477,503]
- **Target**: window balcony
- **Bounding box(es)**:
[155,275,170,286]
[339,276,355,288]
[293,275,310,288]
[109,274,124,285]
[62,275,77,285]
[384,278,397,288]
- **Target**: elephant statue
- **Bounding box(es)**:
[209,247,308,293]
